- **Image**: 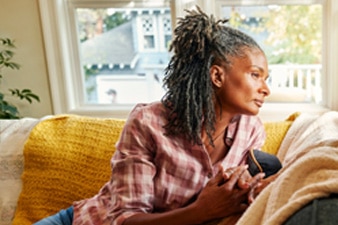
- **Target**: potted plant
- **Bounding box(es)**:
[0,38,40,119]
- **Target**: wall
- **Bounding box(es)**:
[0,0,53,118]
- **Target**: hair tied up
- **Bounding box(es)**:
[171,5,229,61]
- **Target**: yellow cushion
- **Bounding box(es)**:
[12,115,126,225]
[262,112,300,155]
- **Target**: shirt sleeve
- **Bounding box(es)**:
[110,104,158,225]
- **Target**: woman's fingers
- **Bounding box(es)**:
[222,165,247,180]
[248,173,278,204]
[236,169,253,190]
[222,165,248,190]
[207,165,229,187]
[250,172,265,189]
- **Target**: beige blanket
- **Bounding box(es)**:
[235,111,338,225]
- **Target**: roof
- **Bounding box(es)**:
[80,21,138,68]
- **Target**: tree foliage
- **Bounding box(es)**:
[77,9,130,42]
[264,5,322,64]
[229,5,322,64]
[104,12,130,31]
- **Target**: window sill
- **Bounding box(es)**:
[259,102,330,122]
[62,102,330,122]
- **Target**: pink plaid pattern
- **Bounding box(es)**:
[73,102,266,225]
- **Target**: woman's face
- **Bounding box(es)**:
[212,48,270,117]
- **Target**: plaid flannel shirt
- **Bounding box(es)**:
[73,101,266,225]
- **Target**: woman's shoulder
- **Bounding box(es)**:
[126,101,167,126]
[129,101,165,117]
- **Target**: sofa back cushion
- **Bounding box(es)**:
[12,115,125,225]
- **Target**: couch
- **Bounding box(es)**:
[0,113,298,225]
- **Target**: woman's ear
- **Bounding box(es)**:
[210,65,225,88]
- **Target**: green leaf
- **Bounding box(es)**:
[21,89,31,93]
[3,50,14,58]
[25,97,32,103]
[0,38,15,48]
[8,88,40,103]
[4,62,20,70]
[25,93,40,102]
[0,99,19,118]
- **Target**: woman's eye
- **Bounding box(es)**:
[251,73,260,78]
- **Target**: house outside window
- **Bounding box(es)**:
[77,7,171,104]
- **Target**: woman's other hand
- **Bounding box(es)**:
[247,173,279,204]
[223,166,265,191]
[193,166,252,221]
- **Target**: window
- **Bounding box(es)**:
[140,15,156,49]
[39,0,338,120]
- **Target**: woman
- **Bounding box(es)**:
[35,6,271,225]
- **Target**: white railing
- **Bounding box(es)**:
[267,64,322,103]
[94,64,322,104]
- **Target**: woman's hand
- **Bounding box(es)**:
[192,166,253,221]
[223,167,266,204]
[247,173,279,204]
[223,167,265,191]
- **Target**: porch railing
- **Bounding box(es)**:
[267,64,322,103]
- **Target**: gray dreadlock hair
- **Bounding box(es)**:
[161,6,263,146]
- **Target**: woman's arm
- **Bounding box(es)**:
[123,166,257,225]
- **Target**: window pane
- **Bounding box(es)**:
[76,8,171,104]
[221,4,322,103]
[144,35,155,48]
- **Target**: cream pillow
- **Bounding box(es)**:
[0,118,40,225]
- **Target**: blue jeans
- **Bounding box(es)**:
[33,207,73,225]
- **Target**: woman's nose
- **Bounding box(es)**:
[260,81,270,97]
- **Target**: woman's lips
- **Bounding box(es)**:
[254,99,264,107]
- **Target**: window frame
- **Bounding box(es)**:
[39,0,337,120]
[39,0,171,118]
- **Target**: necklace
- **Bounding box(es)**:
[204,129,229,164]
[212,130,225,141]
[202,129,226,148]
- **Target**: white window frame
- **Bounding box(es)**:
[39,0,171,118]
[39,0,338,120]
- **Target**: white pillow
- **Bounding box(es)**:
[0,118,40,225]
